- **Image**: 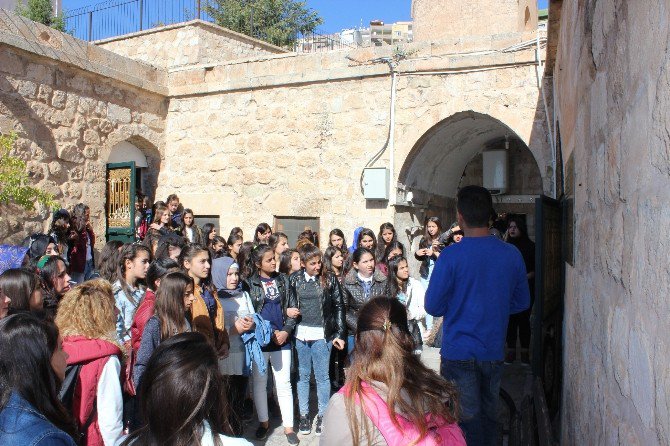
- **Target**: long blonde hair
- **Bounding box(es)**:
[55,279,120,347]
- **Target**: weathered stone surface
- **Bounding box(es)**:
[553,1,670,443]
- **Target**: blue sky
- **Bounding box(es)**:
[62,0,550,34]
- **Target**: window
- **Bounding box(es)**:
[274,217,320,247]
[195,215,220,234]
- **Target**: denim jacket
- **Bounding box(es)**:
[113,280,145,343]
[0,392,76,446]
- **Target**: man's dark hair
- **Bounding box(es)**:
[456,186,493,228]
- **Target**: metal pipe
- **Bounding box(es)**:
[139,0,143,31]
[87,11,92,41]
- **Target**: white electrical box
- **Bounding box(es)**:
[483,150,508,195]
[363,167,389,200]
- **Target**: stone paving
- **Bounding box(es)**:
[238,347,532,445]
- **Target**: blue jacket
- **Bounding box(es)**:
[0,392,76,446]
[241,314,272,376]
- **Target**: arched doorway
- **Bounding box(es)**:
[105,139,157,243]
[395,111,544,253]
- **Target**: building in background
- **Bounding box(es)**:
[369,20,413,46]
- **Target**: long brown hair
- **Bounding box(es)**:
[344,297,459,446]
[155,272,193,341]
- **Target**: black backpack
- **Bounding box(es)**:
[58,364,97,440]
[58,364,82,410]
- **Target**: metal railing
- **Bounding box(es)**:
[63,0,356,53]
[65,0,213,42]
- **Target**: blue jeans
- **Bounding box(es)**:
[295,338,332,416]
[347,334,355,354]
[71,259,94,284]
[440,359,503,446]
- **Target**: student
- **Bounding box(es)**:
[414,216,444,334]
[68,204,95,283]
[328,228,348,252]
[55,280,125,446]
[446,222,464,246]
[320,297,464,446]
[22,233,59,268]
[504,216,535,364]
[236,241,256,281]
[356,228,376,252]
[269,232,290,266]
[201,223,217,248]
[211,257,256,437]
[0,314,77,445]
[96,240,124,283]
[133,271,195,389]
[387,256,426,354]
[377,241,405,276]
[154,233,186,261]
[243,245,299,444]
[113,244,151,345]
[131,258,181,360]
[49,209,71,262]
[425,186,530,445]
[38,255,72,318]
[178,208,204,245]
[253,223,272,245]
[343,247,387,354]
[0,268,43,314]
[147,203,172,240]
[136,196,152,241]
[227,233,244,262]
[179,244,229,357]
[165,194,182,229]
[278,249,301,276]
[375,222,397,263]
[323,245,345,283]
[229,227,244,240]
[120,332,252,446]
[209,235,228,259]
[288,244,346,437]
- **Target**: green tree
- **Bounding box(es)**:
[0,133,58,211]
[205,0,322,47]
[16,0,65,32]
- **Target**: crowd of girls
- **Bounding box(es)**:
[0,193,509,446]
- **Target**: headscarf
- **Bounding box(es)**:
[349,226,364,254]
[212,257,243,299]
[0,245,29,275]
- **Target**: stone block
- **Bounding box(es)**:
[17,80,37,98]
[108,103,132,124]
[83,129,101,145]
[56,143,83,163]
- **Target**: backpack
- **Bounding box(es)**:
[58,364,97,441]
[339,381,466,446]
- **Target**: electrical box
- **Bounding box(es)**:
[483,150,508,195]
[363,167,389,200]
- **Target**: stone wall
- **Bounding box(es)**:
[97,20,286,69]
[0,10,167,244]
[161,37,550,251]
[411,0,537,42]
[553,1,670,444]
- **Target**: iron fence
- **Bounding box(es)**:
[63,0,355,52]
[65,0,213,41]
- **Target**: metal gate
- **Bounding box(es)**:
[106,162,136,243]
[532,195,564,415]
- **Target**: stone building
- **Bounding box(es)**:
[0,1,549,250]
[5,0,668,442]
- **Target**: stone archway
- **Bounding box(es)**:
[394,111,544,257]
[102,135,162,242]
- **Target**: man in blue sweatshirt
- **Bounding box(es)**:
[425,185,530,446]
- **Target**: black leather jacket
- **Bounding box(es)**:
[287,271,346,342]
[243,272,298,335]
[343,269,388,333]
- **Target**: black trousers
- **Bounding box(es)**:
[506,309,531,350]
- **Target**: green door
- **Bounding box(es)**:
[106,161,136,243]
